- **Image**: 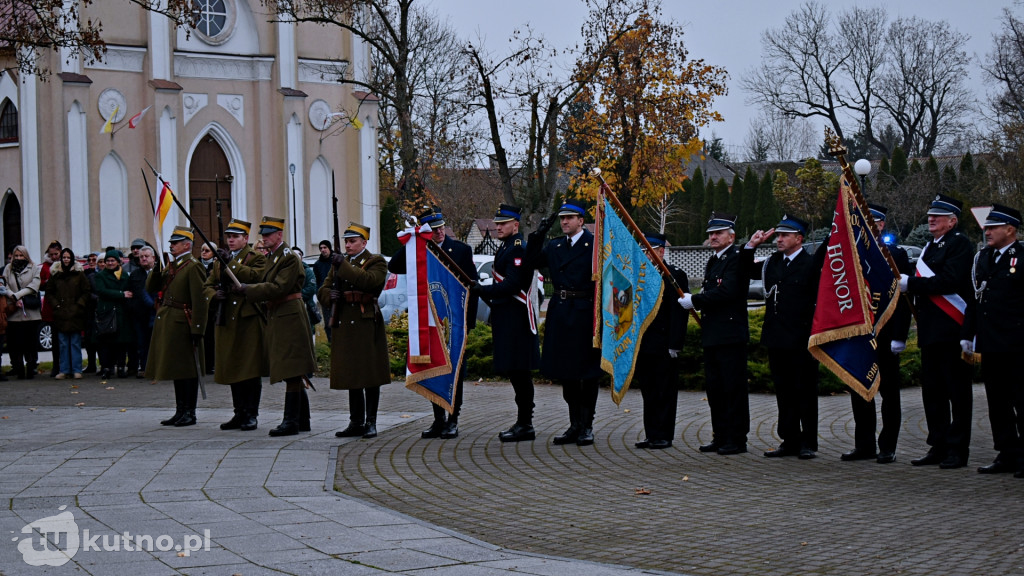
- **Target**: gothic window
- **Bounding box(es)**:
[0,99,17,144]
[191,0,234,44]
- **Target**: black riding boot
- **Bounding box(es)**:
[363,386,380,438]
[220,383,245,430]
[240,381,261,431]
[174,379,199,427]
[298,388,311,432]
[161,380,185,425]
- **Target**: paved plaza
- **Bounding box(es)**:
[0,373,1020,575]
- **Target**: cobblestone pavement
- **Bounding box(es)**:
[1,372,1022,575]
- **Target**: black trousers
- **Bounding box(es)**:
[431,358,466,423]
[7,320,39,375]
[982,351,1024,468]
[851,347,902,453]
[768,347,819,451]
[559,377,600,427]
[704,343,749,447]
[920,342,973,458]
[636,352,678,442]
[508,369,534,426]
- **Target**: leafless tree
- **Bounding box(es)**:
[979,7,1024,207]
[743,111,817,161]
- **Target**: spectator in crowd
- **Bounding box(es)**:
[124,238,146,275]
[128,246,158,378]
[92,250,135,379]
[48,248,90,379]
[83,252,103,373]
[313,240,334,341]
[3,245,42,379]
[85,252,99,273]
[40,241,62,377]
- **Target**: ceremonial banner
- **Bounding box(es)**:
[808,176,899,401]
[152,180,175,260]
[402,232,470,414]
[595,193,665,405]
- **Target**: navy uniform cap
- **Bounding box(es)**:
[705,212,737,233]
[927,193,963,217]
[983,203,1023,228]
[644,232,667,248]
[868,203,887,221]
[775,214,809,236]
[493,203,522,223]
[418,208,446,229]
[557,199,587,217]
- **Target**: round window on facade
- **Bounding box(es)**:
[191,0,236,45]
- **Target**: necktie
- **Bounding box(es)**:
[990,249,999,266]
[784,257,791,267]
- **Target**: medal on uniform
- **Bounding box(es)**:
[1012,257,1017,273]
[514,257,522,267]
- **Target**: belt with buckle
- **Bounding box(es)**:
[557,289,591,300]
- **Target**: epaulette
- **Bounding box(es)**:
[282,247,292,256]
[514,239,522,246]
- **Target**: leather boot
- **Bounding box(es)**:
[363,387,379,438]
[553,402,580,445]
[240,382,261,431]
[422,404,447,438]
[576,404,595,446]
[161,381,185,426]
[269,390,300,437]
[440,415,459,439]
[298,388,311,432]
[220,384,245,430]
[174,380,199,427]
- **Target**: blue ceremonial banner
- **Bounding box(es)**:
[596,196,665,405]
[404,243,470,413]
[808,176,899,401]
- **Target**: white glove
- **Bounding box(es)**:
[898,274,909,293]
[678,294,694,310]
[890,340,906,354]
[668,349,679,359]
[960,340,974,356]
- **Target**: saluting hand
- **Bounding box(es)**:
[746,228,775,248]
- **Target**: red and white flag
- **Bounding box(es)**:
[398,224,450,375]
[128,106,151,129]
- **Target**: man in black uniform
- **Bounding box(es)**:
[962,204,1024,477]
[528,199,603,446]
[744,215,820,459]
[679,212,750,455]
[842,204,912,464]
[634,232,688,450]
[899,193,975,469]
[475,204,541,442]
[389,207,478,439]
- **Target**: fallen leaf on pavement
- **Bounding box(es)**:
[400,414,411,418]
[634,488,651,495]
[105,387,115,390]
[623,408,630,413]
[119,409,127,412]
[75,403,85,407]
[70,391,78,394]
[683,475,689,481]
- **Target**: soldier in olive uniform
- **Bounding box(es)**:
[203,218,267,431]
[319,222,391,439]
[232,217,317,437]
[963,204,1024,477]
[678,212,750,455]
[147,226,210,427]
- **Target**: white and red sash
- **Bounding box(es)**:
[493,269,539,335]
[915,248,966,325]
[398,224,436,363]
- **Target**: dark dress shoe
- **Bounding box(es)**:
[876,451,896,464]
[717,444,746,455]
[99,369,112,380]
[220,414,245,430]
[440,421,459,439]
[160,411,184,426]
[334,422,368,438]
[498,423,536,442]
[552,426,580,445]
[421,421,445,439]
[269,421,299,437]
[978,461,1015,474]
[648,439,671,450]
[576,428,594,446]
[841,448,877,461]
[635,440,651,449]
[174,411,197,427]
[362,423,378,438]
[939,454,967,469]
[239,416,258,431]
[798,449,817,460]
[764,447,797,458]
[911,450,944,466]
[699,442,721,453]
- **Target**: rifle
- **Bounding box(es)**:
[213,178,228,326]
[329,170,342,327]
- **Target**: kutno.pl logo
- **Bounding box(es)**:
[13,506,211,567]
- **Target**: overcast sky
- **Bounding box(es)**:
[425,0,1010,159]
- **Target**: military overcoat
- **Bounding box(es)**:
[202,245,268,384]
[145,253,210,380]
[244,244,316,383]
[318,249,391,390]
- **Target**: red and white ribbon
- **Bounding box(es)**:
[915,255,966,325]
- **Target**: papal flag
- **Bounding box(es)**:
[594,183,665,405]
[99,105,119,134]
[400,224,470,413]
[808,175,899,401]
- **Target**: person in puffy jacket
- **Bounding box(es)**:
[48,248,91,379]
[3,245,42,379]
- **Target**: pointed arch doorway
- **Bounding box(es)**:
[2,190,21,256]
[188,136,233,253]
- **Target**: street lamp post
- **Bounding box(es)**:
[288,163,297,248]
[854,158,871,197]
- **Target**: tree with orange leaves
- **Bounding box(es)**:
[564,1,727,216]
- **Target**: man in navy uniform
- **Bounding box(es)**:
[633,232,688,450]
[474,204,541,442]
[527,198,603,446]
[678,212,750,455]
[744,215,820,459]
[842,204,912,464]
[389,207,478,439]
[899,193,976,469]
[963,204,1024,477]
